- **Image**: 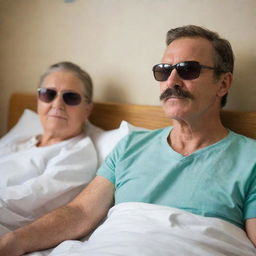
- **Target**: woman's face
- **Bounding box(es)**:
[37,71,91,141]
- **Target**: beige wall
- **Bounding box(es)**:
[0,0,256,136]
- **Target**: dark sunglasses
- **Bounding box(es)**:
[37,88,82,106]
[152,61,223,81]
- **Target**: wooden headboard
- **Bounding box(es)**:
[8,93,256,139]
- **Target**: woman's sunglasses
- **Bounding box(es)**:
[152,61,223,81]
[37,88,82,106]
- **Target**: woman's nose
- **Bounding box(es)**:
[52,93,65,108]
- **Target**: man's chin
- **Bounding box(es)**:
[162,104,189,120]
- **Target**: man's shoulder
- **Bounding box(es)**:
[128,126,170,140]
[119,126,171,150]
[231,130,256,144]
[230,130,256,152]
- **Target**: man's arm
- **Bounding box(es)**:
[246,218,256,247]
[0,176,114,256]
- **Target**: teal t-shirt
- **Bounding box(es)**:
[97,127,256,229]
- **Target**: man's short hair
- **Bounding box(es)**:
[166,25,234,107]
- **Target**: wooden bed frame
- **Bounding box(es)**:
[8,93,256,139]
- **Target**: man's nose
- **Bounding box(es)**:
[166,69,182,88]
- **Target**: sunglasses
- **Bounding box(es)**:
[37,88,82,106]
[152,61,222,81]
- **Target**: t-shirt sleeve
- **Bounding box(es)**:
[244,166,256,219]
[97,135,129,185]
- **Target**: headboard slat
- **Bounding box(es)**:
[8,93,38,130]
[7,93,256,139]
[89,102,171,130]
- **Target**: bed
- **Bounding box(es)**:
[5,93,256,256]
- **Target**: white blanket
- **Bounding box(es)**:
[38,202,255,256]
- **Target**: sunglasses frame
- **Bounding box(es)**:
[37,88,83,106]
[152,61,222,81]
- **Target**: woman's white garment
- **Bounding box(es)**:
[0,133,97,234]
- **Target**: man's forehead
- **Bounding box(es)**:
[161,37,215,64]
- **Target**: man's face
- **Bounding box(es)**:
[159,37,228,122]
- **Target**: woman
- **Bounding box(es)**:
[0,62,98,234]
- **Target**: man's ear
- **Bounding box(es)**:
[217,72,233,97]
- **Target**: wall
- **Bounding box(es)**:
[0,0,256,136]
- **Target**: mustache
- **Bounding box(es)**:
[159,86,193,102]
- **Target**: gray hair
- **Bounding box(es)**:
[166,25,234,107]
[39,61,93,104]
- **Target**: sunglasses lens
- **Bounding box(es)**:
[176,62,201,80]
[153,61,203,81]
[63,92,82,106]
[38,88,82,106]
[153,64,172,81]
[38,88,56,103]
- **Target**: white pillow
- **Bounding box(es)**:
[1,109,148,164]
[86,120,149,165]
[0,109,43,145]
[119,120,148,133]
[86,122,126,165]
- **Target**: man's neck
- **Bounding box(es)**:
[168,119,228,156]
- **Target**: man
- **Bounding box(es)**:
[0,25,256,255]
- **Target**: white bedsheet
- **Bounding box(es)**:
[32,202,255,256]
